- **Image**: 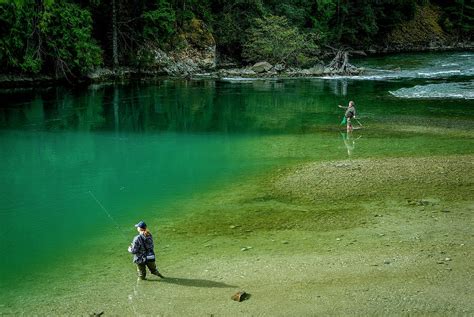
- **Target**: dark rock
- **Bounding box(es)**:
[231,291,250,302]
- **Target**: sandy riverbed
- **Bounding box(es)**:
[117,154,474,316]
[4,155,472,316]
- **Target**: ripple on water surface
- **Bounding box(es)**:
[322,52,474,81]
[389,81,474,100]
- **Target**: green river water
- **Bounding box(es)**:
[0,52,473,313]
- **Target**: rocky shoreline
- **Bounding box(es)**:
[0,42,472,88]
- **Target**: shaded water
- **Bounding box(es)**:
[0,52,473,313]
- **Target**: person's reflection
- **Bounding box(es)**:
[331,80,348,96]
[341,131,361,158]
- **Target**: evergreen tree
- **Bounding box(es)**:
[0,0,102,76]
[1,0,473,78]
[142,0,176,43]
[435,0,474,39]
[41,1,103,76]
[209,0,265,59]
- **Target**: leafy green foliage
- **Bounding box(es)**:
[0,2,42,73]
[435,0,474,39]
[142,0,176,43]
[242,15,316,66]
[209,0,265,58]
[1,0,473,78]
[308,0,337,42]
[0,0,101,76]
[40,2,102,75]
[264,0,313,29]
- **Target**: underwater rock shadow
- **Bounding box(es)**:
[155,277,237,288]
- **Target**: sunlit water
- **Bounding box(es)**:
[0,52,473,313]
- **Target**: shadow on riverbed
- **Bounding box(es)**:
[151,277,237,288]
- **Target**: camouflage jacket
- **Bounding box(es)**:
[128,233,155,264]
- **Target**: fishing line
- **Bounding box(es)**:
[88,190,128,241]
[88,190,141,315]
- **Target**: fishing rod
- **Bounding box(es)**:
[355,118,363,127]
[88,190,142,315]
[88,190,129,241]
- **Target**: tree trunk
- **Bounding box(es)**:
[341,52,349,72]
[32,0,44,61]
[112,0,119,69]
[327,49,361,75]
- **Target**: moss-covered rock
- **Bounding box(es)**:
[386,5,447,50]
[182,18,215,49]
[132,18,216,77]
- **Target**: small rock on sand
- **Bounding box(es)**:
[231,291,249,302]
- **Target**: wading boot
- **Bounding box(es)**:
[153,271,164,279]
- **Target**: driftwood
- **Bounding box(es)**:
[325,46,363,75]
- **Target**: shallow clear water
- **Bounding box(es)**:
[0,52,473,312]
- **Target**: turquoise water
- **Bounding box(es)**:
[0,52,473,313]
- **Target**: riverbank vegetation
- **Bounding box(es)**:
[0,0,473,80]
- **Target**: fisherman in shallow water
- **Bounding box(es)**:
[128,221,164,280]
[338,100,357,132]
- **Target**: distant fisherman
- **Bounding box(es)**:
[128,221,164,280]
[338,101,357,132]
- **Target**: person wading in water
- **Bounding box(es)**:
[128,221,164,280]
[338,100,357,132]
